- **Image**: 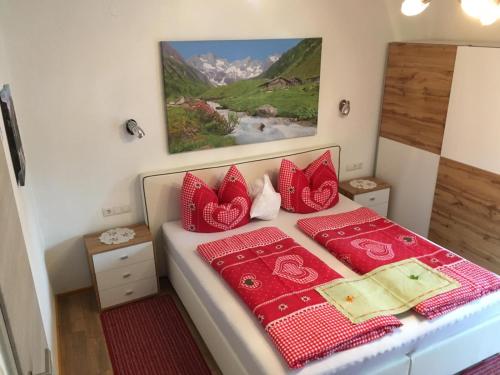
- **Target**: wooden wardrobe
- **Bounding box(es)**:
[0,135,49,373]
[375,42,500,274]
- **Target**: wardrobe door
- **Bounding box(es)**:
[376,138,439,236]
[429,46,500,274]
[440,46,500,175]
[379,43,457,155]
[375,43,457,236]
[0,128,49,372]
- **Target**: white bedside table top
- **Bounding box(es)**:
[84,223,152,256]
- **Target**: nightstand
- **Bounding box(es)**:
[339,177,391,217]
[84,223,158,310]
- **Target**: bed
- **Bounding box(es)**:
[140,144,500,375]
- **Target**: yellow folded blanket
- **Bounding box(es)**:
[316,259,460,323]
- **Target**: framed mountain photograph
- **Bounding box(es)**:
[160,38,322,154]
[0,84,26,186]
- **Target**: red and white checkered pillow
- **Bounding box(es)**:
[181,165,251,232]
[278,150,339,213]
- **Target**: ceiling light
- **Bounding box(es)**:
[401,0,431,16]
[461,0,500,25]
[461,0,481,18]
[480,12,498,25]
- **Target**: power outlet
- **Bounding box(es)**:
[102,205,131,217]
[345,162,364,172]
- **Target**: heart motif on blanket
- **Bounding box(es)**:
[239,273,262,290]
[203,197,248,231]
[272,255,318,284]
[301,180,337,211]
[351,238,395,261]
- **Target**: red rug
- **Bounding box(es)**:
[101,295,211,375]
[461,354,500,375]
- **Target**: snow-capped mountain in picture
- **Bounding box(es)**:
[263,54,281,70]
[187,53,281,86]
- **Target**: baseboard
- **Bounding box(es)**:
[55,286,93,299]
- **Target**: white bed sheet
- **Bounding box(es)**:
[162,194,500,375]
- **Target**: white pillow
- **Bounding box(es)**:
[250,174,281,220]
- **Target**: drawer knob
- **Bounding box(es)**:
[120,255,129,260]
[125,290,134,296]
[369,197,375,201]
[122,273,131,278]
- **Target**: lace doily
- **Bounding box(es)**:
[99,227,136,245]
[349,179,377,190]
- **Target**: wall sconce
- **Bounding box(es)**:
[125,119,145,139]
[339,99,351,116]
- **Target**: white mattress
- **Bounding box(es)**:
[162,195,500,375]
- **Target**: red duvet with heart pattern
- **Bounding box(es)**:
[197,227,401,368]
[297,208,500,319]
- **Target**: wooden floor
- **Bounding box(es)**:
[57,278,221,375]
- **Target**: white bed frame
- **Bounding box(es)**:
[140,144,500,375]
[140,144,342,277]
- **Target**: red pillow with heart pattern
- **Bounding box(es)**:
[278,150,339,213]
[181,165,251,232]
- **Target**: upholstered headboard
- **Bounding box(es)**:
[140,143,341,275]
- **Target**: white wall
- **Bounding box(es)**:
[0,22,57,373]
[1,0,397,293]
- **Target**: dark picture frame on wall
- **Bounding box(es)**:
[0,84,26,186]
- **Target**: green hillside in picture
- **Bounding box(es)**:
[200,38,322,120]
[201,79,319,120]
[261,38,322,80]
[161,43,210,101]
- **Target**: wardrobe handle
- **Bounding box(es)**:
[120,255,129,260]
[122,273,131,278]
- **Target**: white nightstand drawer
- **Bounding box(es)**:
[369,202,389,217]
[96,259,156,291]
[93,241,153,273]
[99,277,157,309]
[354,188,390,207]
